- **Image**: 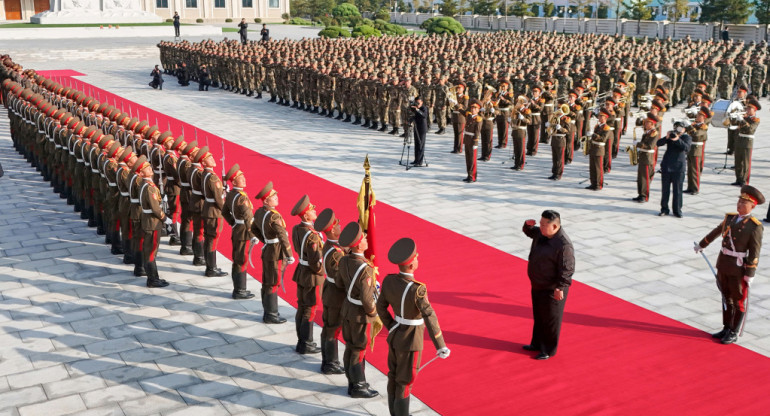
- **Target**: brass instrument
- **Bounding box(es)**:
[625,145,638,165]
[682,105,700,119]
[648,73,671,96]
[546,104,571,136]
[632,125,642,140]
[722,100,745,127]
[447,85,459,107]
[579,135,592,155]
[510,95,528,121]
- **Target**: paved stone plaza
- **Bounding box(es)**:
[2,28,770,414]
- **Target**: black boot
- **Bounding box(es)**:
[713,307,730,338]
[79,202,88,218]
[326,110,334,118]
[145,261,169,288]
[352,116,361,125]
[321,339,345,374]
[133,252,147,277]
[96,212,105,235]
[168,223,180,246]
[110,231,123,255]
[393,396,410,416]
[348,363,378,398]
[192,240,206,266]
[204,251,228,277]
[256,92,262,99]
[378,125,388,132]
[180,231,193,255]
[335,113,344,120]
[231,270,255,299]
[87,206,96,227]
[263,291,287,324]
[344,114,352,123]
[122,240,134,264]
[66,188,74,205]
[362,119,371,128]
[297,319,321,354]
[389,128,399,135]
[269,96,276,103]
[370,121,379,130]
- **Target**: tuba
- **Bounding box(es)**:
[546,104,571,136]
[648,73,671,96]
[625,145,638,165]
[580,135,592,155]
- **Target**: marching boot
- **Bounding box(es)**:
[87,206,96,227]
[79,202,88,218]
[179,231,194,255]
[145,261,169,288]
[297,319,321,354]
[231,270,255,299]
[389,127,399,135]
[393,396,411,416]
[66,188,74,205]
[204,251,228,277]
[344,114,352,123]
[96,212,105,235]
[269,96,277,103]
[110,231,123,255]
[349,363,378,398]
[283,99,290,107]
[122,240,134,264]
[352,116,362,125]
[436,127,445,134]
[362,118,371,128]
[291,101,299,108]
[370,121,379,130]
[256,92,263,99]
[168,223,180,246]
[326,110,334,118]
[319,108,328,117]
[321,339,345,374]
[379,124,388,132]
[335,112,344,120]
[263,292,287,324]
[133,252,146,277]
[192,240,206,266]
[312,106,320,114]
[713,307,730,338]
[104,225,112,244]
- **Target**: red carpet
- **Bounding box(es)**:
[39,71,770,415]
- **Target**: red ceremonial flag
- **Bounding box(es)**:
[357,156,377,272]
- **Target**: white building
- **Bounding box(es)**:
[0,0,289,22]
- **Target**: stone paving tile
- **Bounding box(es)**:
[82,382,148,408]
[17,394,87,416]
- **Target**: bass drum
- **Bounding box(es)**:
[710,99,730,128]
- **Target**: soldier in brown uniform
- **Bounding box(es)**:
[685,107,709,195]
[336,222,378,399]
[450,83,468,154]
[547,107,570,181]
[200,147,228,277]
[190,146,207,266]
[732,97,760,186]
[128,147,147,276]
[251,182,293,324]
[463,99,482,183]
[587,108,612,191]
[137,155,172,288]
[162,135,184,246]
[289,195,324,355]
[494,81,514,148]
[377,238,449,416]
[509,96,532,171]
[315,208,346,375]
[116,146,137,265]
[526,86,543,156]
[177,140,198,256]
[632,113,660,203]
[695,185,764,345]
[222,164,256,300]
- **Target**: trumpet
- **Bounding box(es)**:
[625,145,638,165]
[682,105,699,119]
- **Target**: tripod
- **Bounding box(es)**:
[713,132,734,174]
[399,121,428,170]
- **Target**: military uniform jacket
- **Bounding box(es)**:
[686,122,708,156]
[128,172,143,221]
[251,206,292,261]
[464,113,482,143]
[700,213,763,277]
[291,222,324,288]
[590,122,611,156]
[433,84,448,107]
[162,152,180,196]
[511,106,531,128]
[189,165,204,214]
[738,115,759,149]
[139,178,165,232]
[321,240,346,306]
[376,273,446,352]
[177,157,192,205]
[337,253,377,323]
[452,95,469,121]
[202,168,224,219]
[528,98,543,122]
[222,187,254,241]
[636,128,658,165]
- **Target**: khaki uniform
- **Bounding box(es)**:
[636,128,658,201]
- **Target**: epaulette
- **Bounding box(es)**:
[524,108,531,114]
[650,129,658,137]
[751,217,762,226]
[603,125,611,131]
[753,116,760,122]
[726,212,738,216]
[575,105,582,110]
[475,115,483,122]
[238,190,247,198]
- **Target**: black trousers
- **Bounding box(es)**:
[174,25,180,37]
[413,124,426,165]
[529,287,568,356]
[660,169,684,216]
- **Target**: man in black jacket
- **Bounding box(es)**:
[658,120,692,218]
[410,96,428,167]
[521,210,574,360]
[238,18,248,45]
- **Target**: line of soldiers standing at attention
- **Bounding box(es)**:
[157,32,767,187]
[1,57,449,416]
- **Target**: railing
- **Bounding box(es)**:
[393,12,769,42]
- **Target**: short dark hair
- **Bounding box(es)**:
[541,210,561,224]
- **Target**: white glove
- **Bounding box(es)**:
[250,237,258,246]
[437,347,451,359]
[164,217,173,226]
[518,113,525,121]
[545,122,551,128]
[287,256,296,265]
[744,275,754,285]
[693,243,703,254]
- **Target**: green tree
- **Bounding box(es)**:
[597,4,609,17]
[530,3,540,15]
[755,0,770,24]
[332,2,361,17]
[622,0,652,20]
[471,0,497,14]
[440,0,460,15]
[700,0,752,23]
[509,0,535,16]
[290,0,312,17]
[423,16,466,33]
[310,0,336,18]
[351,24,382,36]
[318,25,351,36]
[542,0,556,16]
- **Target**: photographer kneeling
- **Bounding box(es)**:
[658,120,692,218]
[410,96,428,167]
